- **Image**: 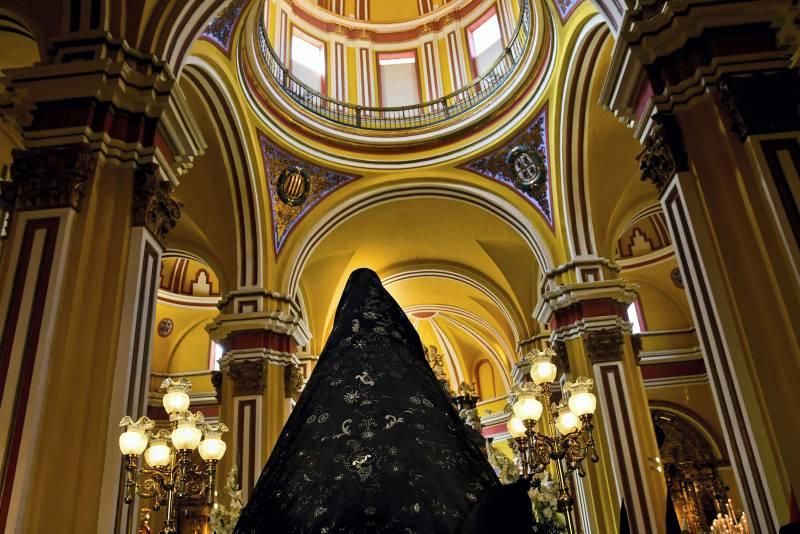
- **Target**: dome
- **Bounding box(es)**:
[238,0,554,161]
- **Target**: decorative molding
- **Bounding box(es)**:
[201,0,250,55]
[211,370,223,402]
[227,359,267,396]
[553,339,570,375]
[638,115,688,194]
[630,333,643,362]
[131,164,182,246]
[259,133,359,253]
[284,363,304,399]
[8,144,97,212]
[462,108,552,224]
[584,327,624,364]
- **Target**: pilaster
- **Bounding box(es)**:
[0,33,204,534]
[601,2,800,528]
[542,279,667,534]
[208,289,310,499]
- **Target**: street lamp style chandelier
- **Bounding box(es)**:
[507,347,600,533]
[118,378,228,534]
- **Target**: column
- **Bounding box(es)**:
[0,35,203,533]
[540,277,667,534]
[208,290,310,498]
[602,1,800,528]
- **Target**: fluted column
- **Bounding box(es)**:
[208,290,310,499]
[603,1,800,528]
[0,34,203,534]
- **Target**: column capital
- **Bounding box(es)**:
[584,327,625,364]
[225,358,267,397]
[638,114,689,194]
[7,144,98,212]
[132,163,181,246]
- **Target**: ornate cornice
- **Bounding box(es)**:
[227,358,267,396]
[8,144,97,212]
[132,164,182,246]
[2,34,205,182]
[601,0,798,130]
[537,279,638,325]
[638,114,688,194]
[584,327,624,364]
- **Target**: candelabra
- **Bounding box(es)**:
[712,499,750,534]
[506,348,600,533]
[118,378,228,534]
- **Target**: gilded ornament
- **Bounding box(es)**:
[637,115,688,193]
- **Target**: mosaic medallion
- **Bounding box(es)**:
[259,134,359,253]
[462,108,552,223]
[158,318,174,337]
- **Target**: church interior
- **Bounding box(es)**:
[0,0,798,532]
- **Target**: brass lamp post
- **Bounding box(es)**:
[506,348,600,533]
[118,378,228,534]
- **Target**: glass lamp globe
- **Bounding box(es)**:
[172,420,203,451]
[118,416,153,456]
[162,388,190,415]
[555,406,583,435]
[529,349,558,385]
[119,429,149,456]
[144,439,171,467]
[506,416,527,439]
[199,437,227,461]
[566,377,597,417]
[199,423,229,461]
[512,391,543,422]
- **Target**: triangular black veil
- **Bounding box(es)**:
[234,268,501,533]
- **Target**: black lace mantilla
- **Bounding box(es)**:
[235,268,501,533]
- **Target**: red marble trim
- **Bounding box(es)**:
[552,298,628,328]
[222,330,296,353]
[640,359,705,380]
[0,217,59,530]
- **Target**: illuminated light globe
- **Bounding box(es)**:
[565,377,597,417]
[172,412,204,451]
[161,377,191,415]
[506,416,527,439]
[512,387,543,422]
[199,423,229,461]
[555,402,583,435]
[144,436,172,468]
[118,416,153,456]
[529,348,558,385]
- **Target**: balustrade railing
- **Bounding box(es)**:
[256,0,531,130]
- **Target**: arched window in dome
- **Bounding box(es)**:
[291,29,326,93]
[467,8,503,77]
[378,51,421,108]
